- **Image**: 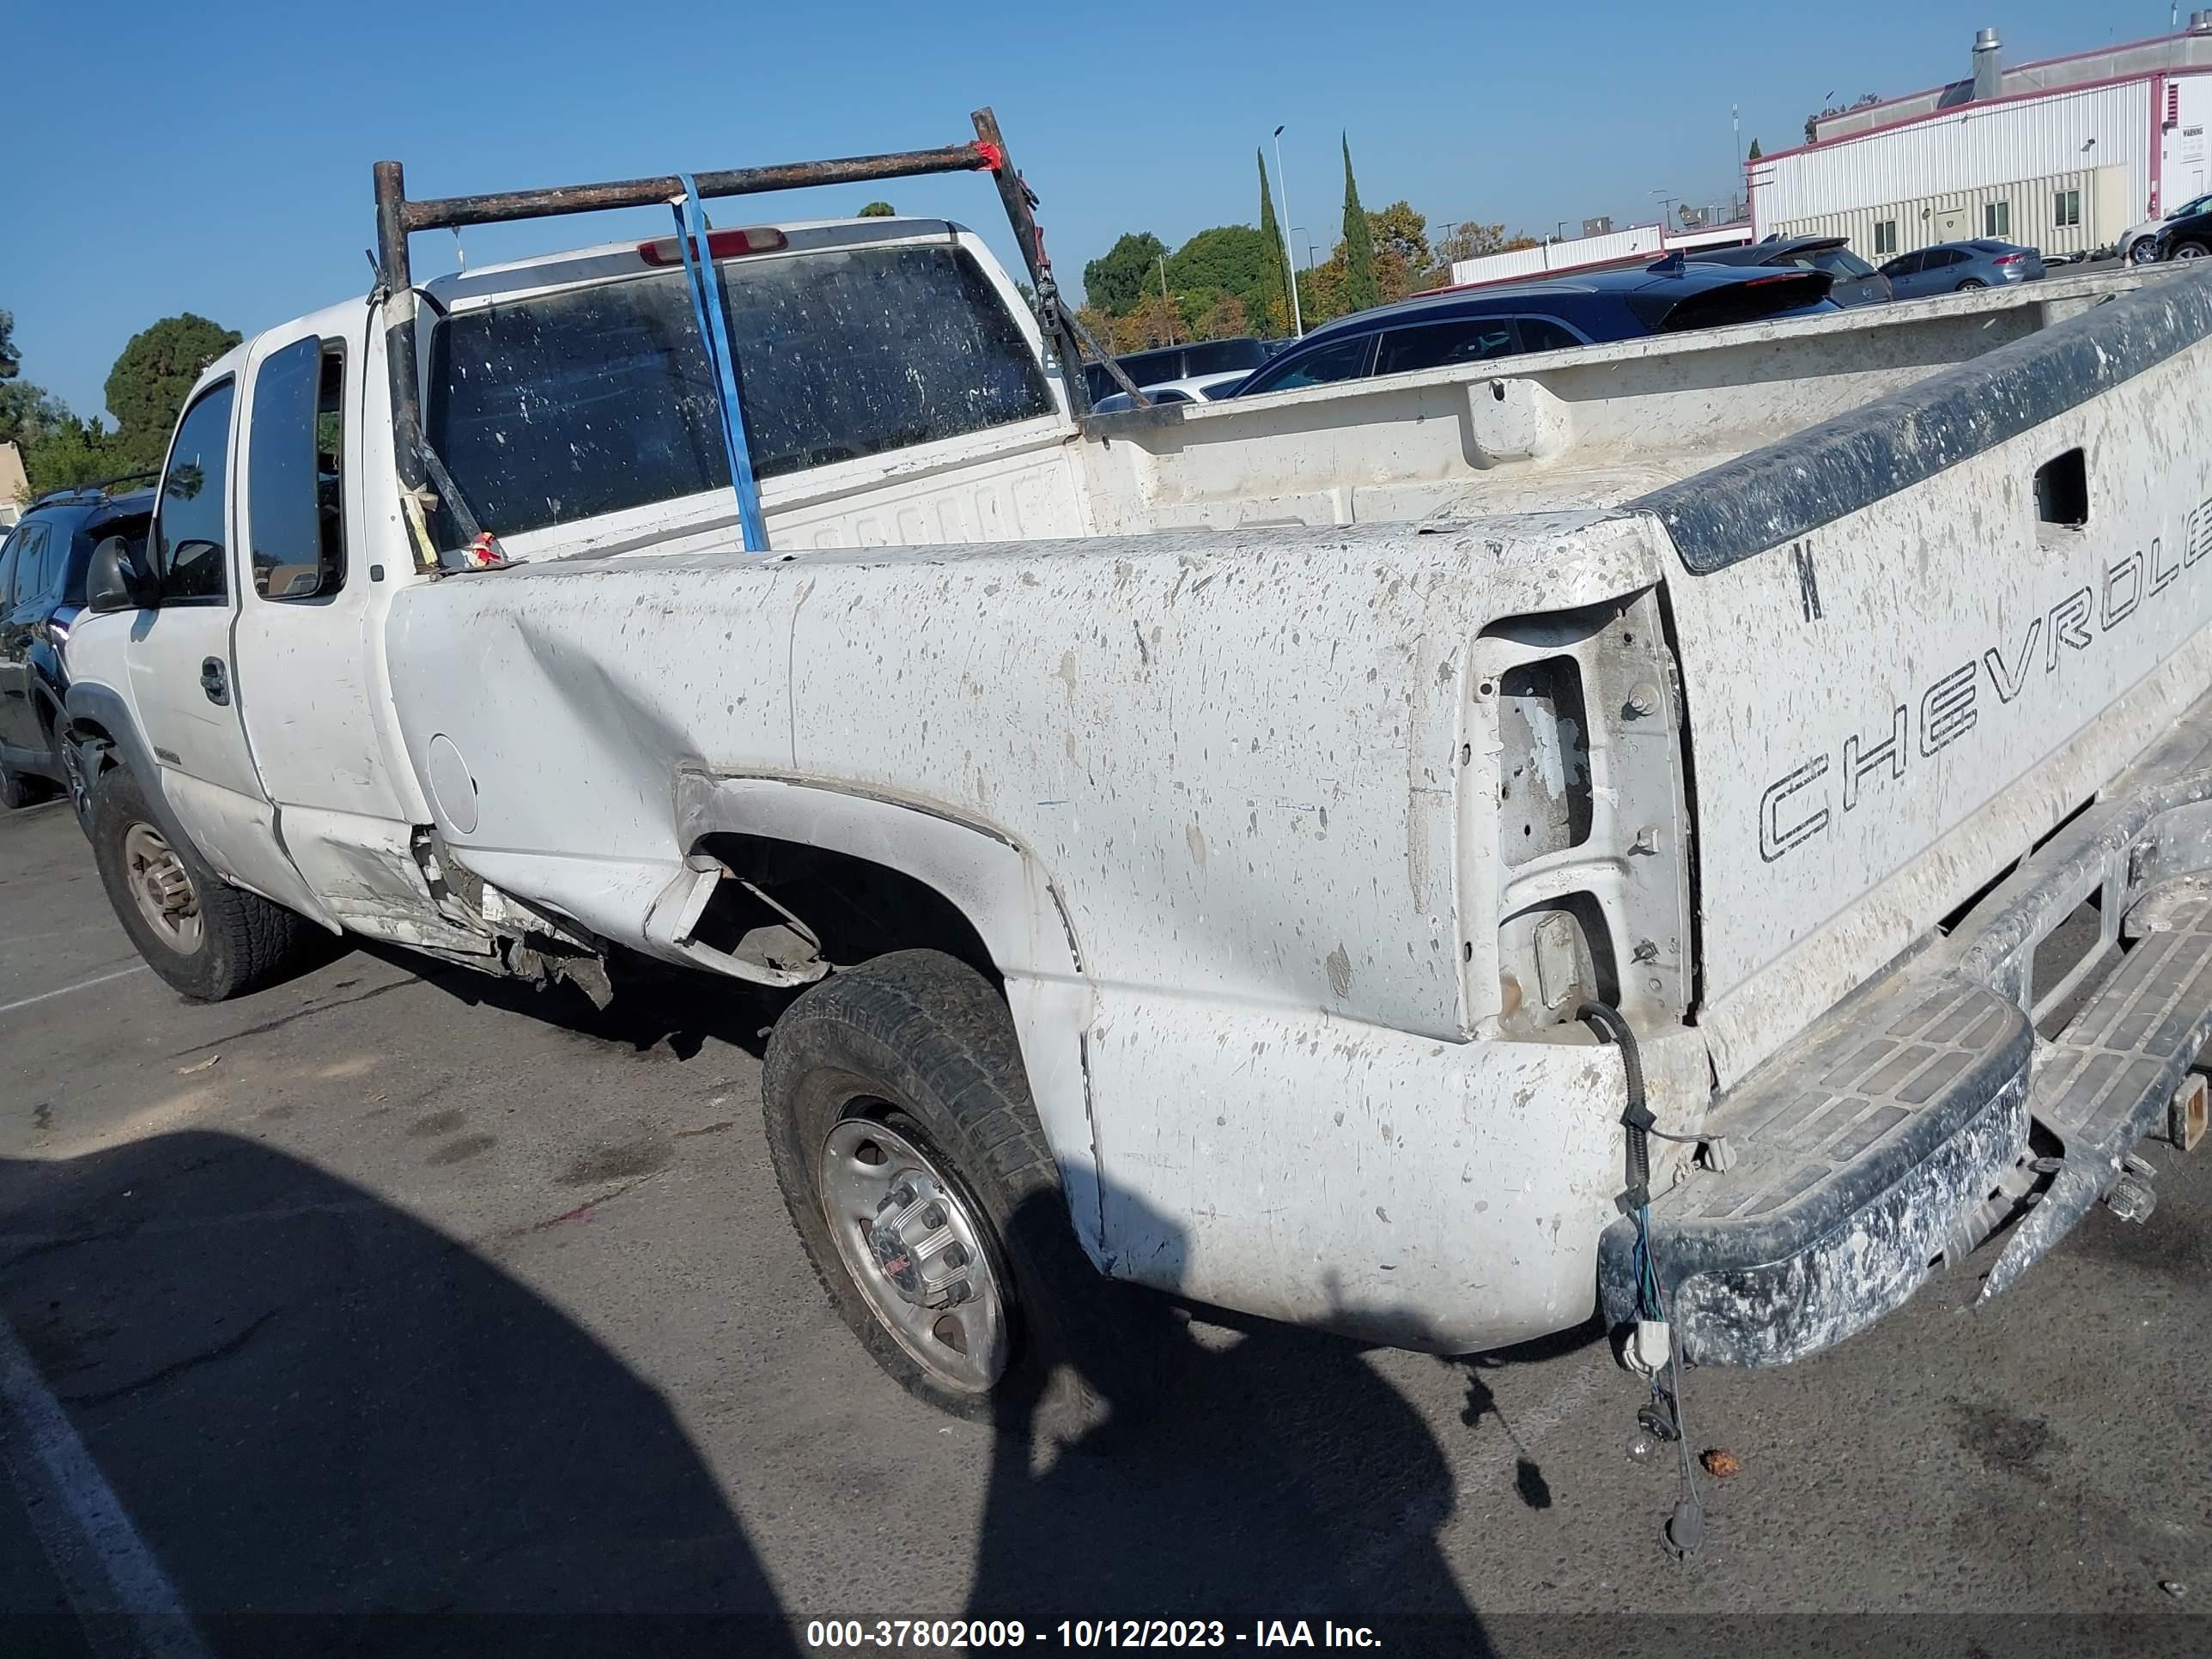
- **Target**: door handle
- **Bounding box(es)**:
[199,656,230,706]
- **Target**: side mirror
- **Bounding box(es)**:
[86,537,154,614]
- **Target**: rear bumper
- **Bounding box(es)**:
[1601,690,2212,1364]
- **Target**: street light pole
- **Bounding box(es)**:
[1158,252,1175,345]
[1273,125,1304,337]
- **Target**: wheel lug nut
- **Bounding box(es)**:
[922,1206,945,1230]
[942,1243,966,1269]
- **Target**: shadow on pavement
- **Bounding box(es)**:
[0,1132,797,1656]
[963,1193,1498,1656]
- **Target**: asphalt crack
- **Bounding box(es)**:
[167,976,419,1057]
[61,1308,280,1408]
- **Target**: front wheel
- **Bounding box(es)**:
[2130,239,2160,265]
[763,950,1169,1440]
[88,764,314,1000]
[2175,240,2211,262]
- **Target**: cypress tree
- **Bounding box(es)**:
[1341,135,1378,313]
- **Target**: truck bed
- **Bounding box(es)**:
[1074,267,2160,537]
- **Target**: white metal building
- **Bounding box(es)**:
[1750,17,2212,258]
[1443,219,1752,291]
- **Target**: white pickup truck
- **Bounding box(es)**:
[56,114,2212,1429]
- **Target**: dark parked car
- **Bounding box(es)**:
[0,482,155,813]
[1082,336,1273,404]
[1687,234,1892,306]
[2155,201,2212,262]
[1877,239,2045,300]
[1227,260,1835,398]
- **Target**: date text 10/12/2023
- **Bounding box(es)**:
[803,1620,1383,1648]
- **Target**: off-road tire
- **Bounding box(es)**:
[763,949,1167,1442]
[88,764,313,1000]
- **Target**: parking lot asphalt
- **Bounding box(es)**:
[2,795,2207,1656]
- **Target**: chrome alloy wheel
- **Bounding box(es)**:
[122,822,203,953]
[817,1116,1010,1392]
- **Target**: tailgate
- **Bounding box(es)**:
[1639,273,2212,1085]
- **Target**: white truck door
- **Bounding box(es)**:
[128,377,329,922]
[228,317,453,939]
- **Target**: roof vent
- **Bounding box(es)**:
[1972,27,2003,101]
[2192,10,2212,33]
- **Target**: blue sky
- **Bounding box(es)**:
[3,1,2157,417]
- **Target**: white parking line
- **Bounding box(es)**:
[0,1311,210,1659]
[0,964,150,1019]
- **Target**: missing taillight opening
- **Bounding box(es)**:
[1498,657,1593,866]
[2035,448,2089,528]
[637,226,790,267]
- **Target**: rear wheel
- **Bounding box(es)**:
[763,950,1168,1440]
[0,750,37,811]
[2175,240,2211,262]
[88,765,313,1000]
[1956,277,1988,289]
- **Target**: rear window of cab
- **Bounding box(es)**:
[428,243,1055,540]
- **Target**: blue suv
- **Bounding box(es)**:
[1228,260,1835,398]
[0,481,156,814]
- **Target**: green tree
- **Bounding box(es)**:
[857,201,895,216]
[21,416,119,495]
[1255,150,1293,336]
[0,310,19,381]
[1747,137,1763,160]
[0,380,68,461]
[104,313,240,469]
[1082,231,1168,316]
[1340,136,1377,314]
[1164,225,1278,327]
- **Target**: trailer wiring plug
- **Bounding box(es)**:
[1582,1001,1708,1559]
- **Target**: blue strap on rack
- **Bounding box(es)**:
[671,173,769,552]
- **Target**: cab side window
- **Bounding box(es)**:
[3,525,52,610]
[0,526,23,610]
[1516,316,1586,353]
[19,524,61,605]
[1375,317,1521,376]
[247,337,347,600]
[155,382,236,604]
[1246,334,1374,395]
